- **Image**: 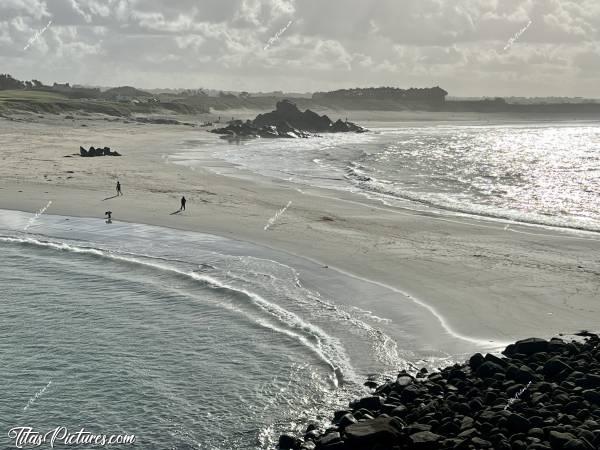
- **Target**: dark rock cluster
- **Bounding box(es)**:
[211,120,312,139]
[279,334,600,450]
[79,146,121,157]
[211,100,366,139]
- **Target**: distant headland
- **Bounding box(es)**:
[2,73,600,117]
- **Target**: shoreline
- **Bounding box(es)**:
[1,116,599,344]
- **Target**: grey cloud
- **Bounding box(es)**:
[1,0,599,96]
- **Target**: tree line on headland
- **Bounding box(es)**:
[2,73,600,116]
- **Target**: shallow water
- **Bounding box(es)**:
[173,121,600,232]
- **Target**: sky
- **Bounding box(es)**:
[1,0,600,97]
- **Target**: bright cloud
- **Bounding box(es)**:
[0,0,599,96]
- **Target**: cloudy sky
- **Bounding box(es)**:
[2,0,600,97]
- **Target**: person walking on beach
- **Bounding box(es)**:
[116,181,123,196]
[180,196,186,211]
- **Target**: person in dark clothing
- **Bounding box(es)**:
[116,181,122,196]
[180,196,186,211]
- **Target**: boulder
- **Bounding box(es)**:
[511,338,549,356]
[279,434,301,450]
[408,431,442,449]
[477,361,506,378]
[336,413,357,429]
[345,417,402,450]
[352,396,383,412]
[549,431,577,449]
[544,357,574,377]
[506,413,531,433]
[583,389,600,405]
[316,431,341,448]
[469,353,485,370]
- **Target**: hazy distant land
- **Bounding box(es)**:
[2,74,600,120]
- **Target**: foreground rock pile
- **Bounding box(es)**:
[279,334,600,450]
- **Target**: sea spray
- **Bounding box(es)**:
[264,201,292,231]
[24,201,52,231]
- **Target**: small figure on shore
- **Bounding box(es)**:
[180,196,186,211]
[116,181,123,196]
[105,211,112,224]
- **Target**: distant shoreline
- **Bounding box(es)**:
[3,87,600,119]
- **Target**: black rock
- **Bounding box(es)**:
[469,353,485,370]
[316,431,341,448]
[408,431,442,449]
[507,413,531,433]
[477,361,506,377]
[279,434,301,450]
[513,338,549,356]
[352,396,383,412]
[563,439,593,450]
[544,357,574,377]
[582,389,600,405]
[549,431,577,448]
[287,334,600,450]
[471,437,493,448]
[337,413,357,429]
[364,380,378,389]
[79,145,121,157]
[344,417,402,450]
[213,100,369,140]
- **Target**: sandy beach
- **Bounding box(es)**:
[1,113,599,346]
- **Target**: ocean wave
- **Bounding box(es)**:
[0,235,353,388]
[344,163,600,234]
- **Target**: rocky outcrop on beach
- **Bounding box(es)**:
[210,100,367,139]
[79,146,121,157]
[279,333,600,450]
[210,120,312,139]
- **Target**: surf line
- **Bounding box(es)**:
[273,248,508,348]
[328,265,504,347]
[0,235,349,387]
[299,189,600,242]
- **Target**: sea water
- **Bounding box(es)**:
[173,121,600,233]
[0,211,486,449]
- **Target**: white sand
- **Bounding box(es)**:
[1,113,598,347]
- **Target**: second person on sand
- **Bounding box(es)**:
[180,196,186,211]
